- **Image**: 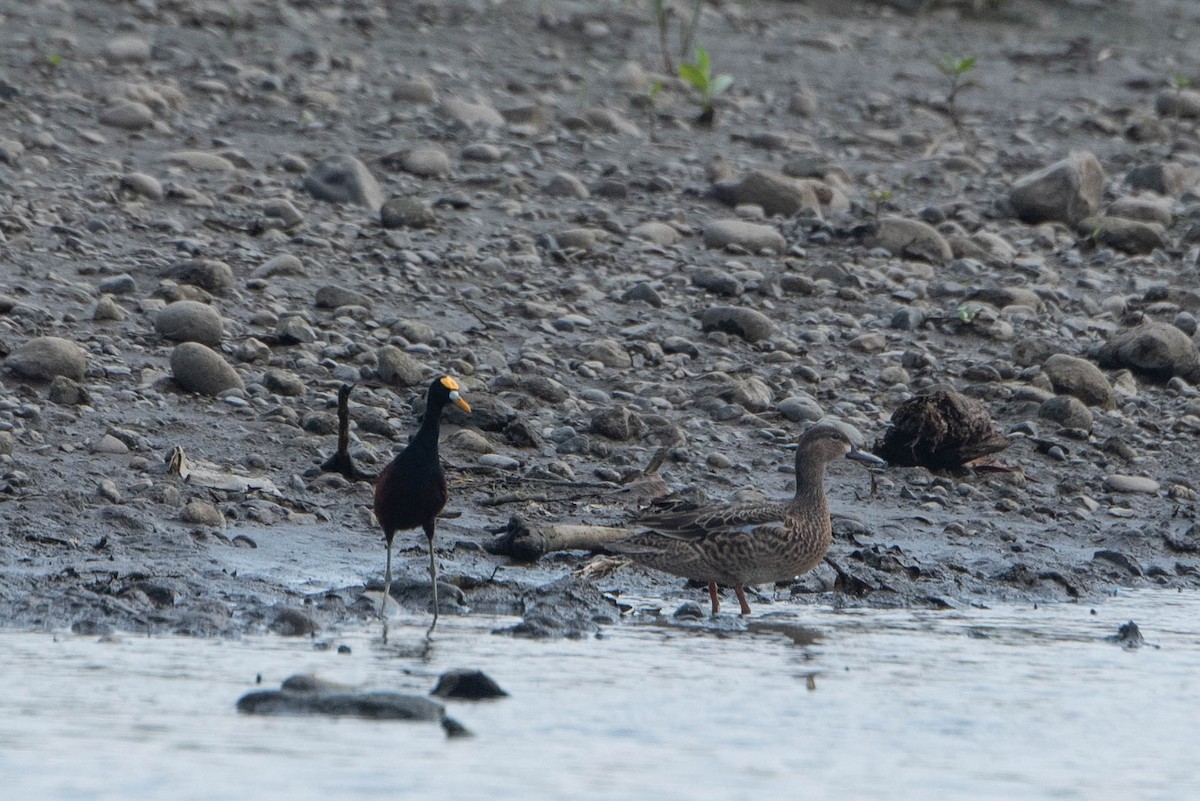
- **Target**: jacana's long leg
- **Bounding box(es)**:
[708,581,720,615]
[425,521,439,636]
[382,533,394,618]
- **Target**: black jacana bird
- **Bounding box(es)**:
[373,375,470,632]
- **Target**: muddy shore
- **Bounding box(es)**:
[2,0,1199,637]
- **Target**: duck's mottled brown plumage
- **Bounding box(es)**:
[610,425,883,615]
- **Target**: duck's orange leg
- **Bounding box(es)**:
[734,586,752,616]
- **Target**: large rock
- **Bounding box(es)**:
[1154,87,1200,119]
[1039,395,1093,430]
[868,216,953,264]
[1106,196,1173,227]
[1076,215,1165,255]
[708,170,821,217]
[1096,323,1200,383]
[155,301,224,346]
[700,306,774,342]
[161,259,234,296]
[1008,152,1105,224]
[1126,163,1195,198]
[5,336,87,382]
[1042,354,1115,409]
[303,154,383,210]
[377,346,426,387]
[702,219,786,252]
[170,343,244,396]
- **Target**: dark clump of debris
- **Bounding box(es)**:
[1106,620,1147,650]
[874,389,1010,470]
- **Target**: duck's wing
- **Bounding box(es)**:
[634,500,789,540]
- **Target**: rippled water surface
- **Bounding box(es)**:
[3,591,1198,801]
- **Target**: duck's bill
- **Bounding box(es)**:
[451,392,472,413]
[847,447,886,466]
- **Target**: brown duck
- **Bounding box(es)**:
[373,376,470,632]
[609,424,884,616]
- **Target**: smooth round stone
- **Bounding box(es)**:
[303,154,383,209]
[700,306,774,342]
[449,429,494,453]
[155,300,224,346]
[393,77,437,104]
[1103,475,1160,494]
[99,101,156,130]
[121,172,163,200]
[315,285,372,310]
[544,172,589,199]
[93,295,126,321]
[440,98,504,127]
[181,499,225,527]
[702,219,786,252]
[170,343,244,396]
[630,221,680,245]
[706,452,732,469]
[478,453,520,470]
[376,346,425,387]
[1038,395,1093,430]
[380,198,435,229]
[395,147,451,177]
[5,336,87,382]
[778,396,824,423]
[461,143,502,162]
[163,151,237,171]
[105,35,152,63]
[263,369,305,397]
[91,434,130,455]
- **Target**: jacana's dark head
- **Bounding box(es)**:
[426,375,471,415]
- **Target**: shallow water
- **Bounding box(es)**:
[2,591,1198,801]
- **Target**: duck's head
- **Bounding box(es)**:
[797,424,885,467]
[427,375,471,413]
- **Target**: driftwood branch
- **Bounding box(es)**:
[484,516,632,563]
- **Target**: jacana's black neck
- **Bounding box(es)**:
[413,397,447,447]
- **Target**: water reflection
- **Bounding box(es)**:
[1,591,1198,800]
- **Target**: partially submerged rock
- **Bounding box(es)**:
[237,674,469,736]
[431,669,508,700]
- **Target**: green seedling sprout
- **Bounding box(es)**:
[934,54,978,149]
[868,189,893,221]
[678,46,733,126]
